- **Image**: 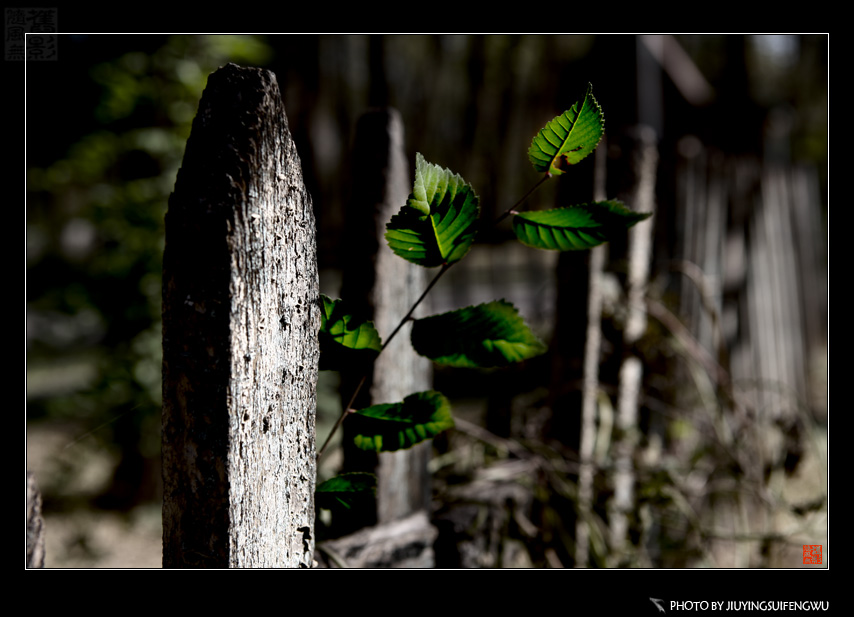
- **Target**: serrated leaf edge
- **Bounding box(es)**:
[411,300,547,367]
[528,83,604,175]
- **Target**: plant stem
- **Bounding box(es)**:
[494,173,551,225]
[317,173,551,463]
[317,374,365,461]
[317,263,451,462]
[380,262,450,351]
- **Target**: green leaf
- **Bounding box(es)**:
[316,473,377,510]
[528,83,604,176]
[410,300,547,368]
[318,294,382,371]
[352,390,454,452]
[385,153,480,268]
[513,201,652,251]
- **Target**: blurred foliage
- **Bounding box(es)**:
[26,35,274,504]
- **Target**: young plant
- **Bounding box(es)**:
[315,83,651,510]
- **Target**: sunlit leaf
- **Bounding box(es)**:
[352,390,454,452]
[410,300,547,368]
[315,473,377,510]
[513,201,652,251]
[385,153,480,268]
[318,294,382,371]
[528,83,604,176]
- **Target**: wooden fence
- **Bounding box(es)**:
[668,140,827,567]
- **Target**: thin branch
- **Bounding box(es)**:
[316,376,365,461]
[646,297,731,391]
[316,263,451,462]
[452,416,530,460]
[318,261,454,462]
[381,262,450,351]
[494,173,552,225]
[670,259,725,364]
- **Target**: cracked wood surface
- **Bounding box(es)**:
[162,64,319,568]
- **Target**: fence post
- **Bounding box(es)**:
[26,471,45,568]
[161,63,319,568]
[575,139,609,567]
[608,125,658,566]
[314,108,436,567]
[340,109,433,523]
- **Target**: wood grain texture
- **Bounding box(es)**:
[162,64,319,568]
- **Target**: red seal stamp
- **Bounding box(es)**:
[803,544,822,564]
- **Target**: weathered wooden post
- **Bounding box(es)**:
[575,140,608,568]
[318,108,437,567]
[26,471,45,568]
[340,109,432,523]
[608,126,658,567]
[162,63,319,568]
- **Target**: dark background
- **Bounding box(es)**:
[24,34,828,570]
